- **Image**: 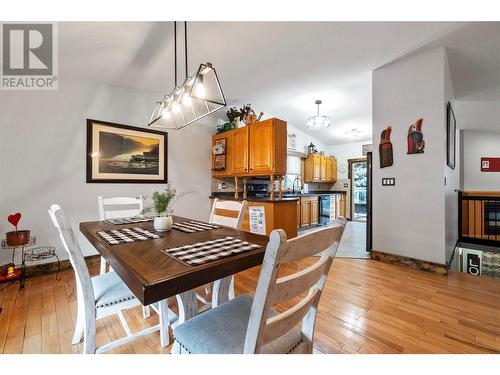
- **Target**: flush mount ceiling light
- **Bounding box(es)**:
[147,22,226,130]
[345,128,362,139]
[306,100,330,129]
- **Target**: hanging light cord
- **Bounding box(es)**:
[174,21,177,87]
[184,21,188,78]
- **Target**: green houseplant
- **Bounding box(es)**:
[144,185,186,231]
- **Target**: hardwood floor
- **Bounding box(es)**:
[1,258,499,354]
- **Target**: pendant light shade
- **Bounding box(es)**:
[148,22,226,130]
[306,100,330,129]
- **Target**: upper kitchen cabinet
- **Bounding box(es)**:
[248,118,287,176]
[231,126,249,174]
[304,154,337,183]
[212,118,287,178]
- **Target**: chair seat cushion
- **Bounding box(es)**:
[92,271,136,309]
[173,295,303,354]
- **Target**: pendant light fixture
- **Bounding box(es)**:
[306,100,330,129]
[147,22,226,129]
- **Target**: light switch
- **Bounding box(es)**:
[382,178,395,186]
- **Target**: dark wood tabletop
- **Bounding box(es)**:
[80,216,269,305]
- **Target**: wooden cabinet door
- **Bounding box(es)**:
[331,157,337,182]
[313,155,321,181]
[249,120,274,174]
[310,199,319,225]
[296,200,300,228]
[232,126,249,174]
[320,156,327,181]
[326,157,333,181]
[300,200,311,227]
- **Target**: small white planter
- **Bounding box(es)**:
[154,216,173,232]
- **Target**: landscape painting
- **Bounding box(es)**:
[87,119,167,183]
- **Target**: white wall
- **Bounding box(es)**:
[287,124,327,154]
[326,141,371,180]
[372,48,449,265]
[462,130,500,190]
[0,78,213,263]
[444,51,458,264]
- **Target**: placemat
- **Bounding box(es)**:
[172,221,221,233]
[104,216,153,225]
[97,227,161,245]
[161,236,260,265]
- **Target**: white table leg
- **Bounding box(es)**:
[212,275,232,308]
[159,299,170,347]
[171,290,198,354]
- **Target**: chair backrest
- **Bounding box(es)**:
[209,198,247,230]
[97,196,144,220]
[48,205,96,349]
[243,219,346,354]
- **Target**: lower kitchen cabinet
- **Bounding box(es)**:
[299,196,319,227]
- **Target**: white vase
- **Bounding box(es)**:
[154,216,173,232]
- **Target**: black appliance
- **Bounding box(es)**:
[319,195,331,227]
[247,183,269,197]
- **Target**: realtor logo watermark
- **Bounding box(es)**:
[1,23,58,90]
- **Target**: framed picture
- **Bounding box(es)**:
[446,102,456,169]
[86,119,167,183]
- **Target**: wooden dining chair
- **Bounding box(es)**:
[48,204,172,354]
[200,198,248,306]
[172,219,346,354]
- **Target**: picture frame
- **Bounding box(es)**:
[86,119,168,183]
[446,102,456,169]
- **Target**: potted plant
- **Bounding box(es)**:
[144,185,186,232]
[6,212,31,246]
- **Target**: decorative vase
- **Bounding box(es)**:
[154,216,172,232]
[6,230,31,246]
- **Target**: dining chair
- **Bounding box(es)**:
[48,204,172,354]
[172,219,346,354]
[97,195,151,318]
[97,196,144,274]
[199,198,247,307]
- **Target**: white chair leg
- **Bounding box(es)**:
[72,308,85,345]
[229,275,235,300]
[142,305,151,318]
[117,311,132,336]
[99,256,107,275]
[159,299,170,347]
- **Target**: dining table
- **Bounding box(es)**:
[80,215,269,352]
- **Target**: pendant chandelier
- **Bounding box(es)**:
[306,100,330,129]
[147,22,226,129]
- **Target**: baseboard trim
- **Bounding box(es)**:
[371,250,448,275]
[24,254,101,279]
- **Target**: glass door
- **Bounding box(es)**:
[349,158,368,221]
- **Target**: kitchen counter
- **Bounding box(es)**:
[210,190,346,203]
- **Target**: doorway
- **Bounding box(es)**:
[348,158,368,222]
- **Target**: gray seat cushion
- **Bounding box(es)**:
[92,271,136,309]
[173,295,303,354]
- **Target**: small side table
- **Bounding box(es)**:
[1,237,60,289]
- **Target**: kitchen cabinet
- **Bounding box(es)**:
[304,154,337,183]
[299,196,319,227]
[211,118,287,178]
[231,127,249,174]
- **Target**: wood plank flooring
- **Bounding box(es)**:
[0,258,499,354]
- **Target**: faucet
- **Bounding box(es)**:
[292,176,304,194]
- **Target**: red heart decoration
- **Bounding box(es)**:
[8,213,21,227]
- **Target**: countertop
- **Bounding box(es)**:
[210,190,347,203]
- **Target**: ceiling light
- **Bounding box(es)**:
[147,22,226,130]
[306,100,330,129]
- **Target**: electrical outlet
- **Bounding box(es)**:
[343,183,349,188]
[218,182,227,190]
[382,178,396,186]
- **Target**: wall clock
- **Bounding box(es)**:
[338,164,347,173]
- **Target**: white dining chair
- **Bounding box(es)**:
[97,196,144,274]
[200,199,247,306]
[97,195,151,318]
[172,219,346,354]
[48,204,172,354]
